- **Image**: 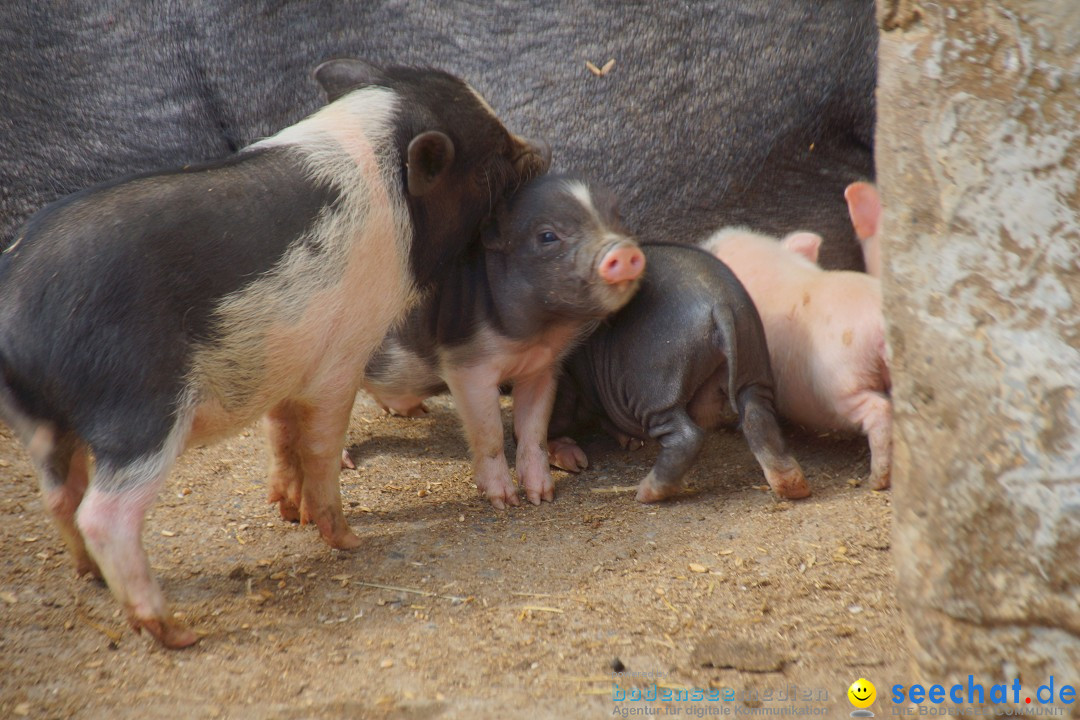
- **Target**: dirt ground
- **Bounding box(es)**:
[1,393,905,719]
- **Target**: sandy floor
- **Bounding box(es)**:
[0,393,905,719]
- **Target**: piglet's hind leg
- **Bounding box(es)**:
[841,390,892,490]
[28,427,100,578]
[77,456,197,648]
[738,385,810,499]
[601,419,645,451]
[636,409,706,503]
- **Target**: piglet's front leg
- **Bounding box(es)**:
[512,369,558,505]
[444,366,519,509]
[269,395,361,550]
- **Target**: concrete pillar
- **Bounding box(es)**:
[877,0,1080,707]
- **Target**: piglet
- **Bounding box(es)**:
[547,244,809,503]
[354,175,645,508]
[0,60,549,647]
[702,228,891,489]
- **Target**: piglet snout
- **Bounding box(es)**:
[599,244,645,284]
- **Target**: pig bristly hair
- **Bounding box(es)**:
[187,87,413,431]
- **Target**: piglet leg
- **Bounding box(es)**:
[77,454,197,648]
[383,401,429,418]
[636,408,706,503]
[738,385,811,499]
[546,380,590,472]
[28,426,100,578]
[842,390,892,490]
[265,401,304,522]
[512,369,558,504]
[548,437,588,472]
[444,366,518,509]
[603,422,645,451]
[293,397,362,550]
[369,390,430,418]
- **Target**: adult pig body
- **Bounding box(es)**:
[0,62,549,648]
[548,244,808,503]
[361,175,644,508]
[0,0,876,269]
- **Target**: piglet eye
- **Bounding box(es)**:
[538,231,560,244]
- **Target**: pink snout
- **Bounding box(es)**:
[599,245,645,284]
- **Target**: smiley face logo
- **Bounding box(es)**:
[848,678,876,709]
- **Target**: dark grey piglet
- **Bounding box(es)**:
[547,243,809,503]
[355,175,645,508]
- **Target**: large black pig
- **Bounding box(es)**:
[0,60,549,648]
[0,1,876,270]
[547,244,810,503]
[352,174,644,509]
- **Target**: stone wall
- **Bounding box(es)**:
[877,0,1080,706]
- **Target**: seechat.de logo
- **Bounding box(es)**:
[891,676,1078,706]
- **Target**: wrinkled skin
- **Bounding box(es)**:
[548,244,810,503]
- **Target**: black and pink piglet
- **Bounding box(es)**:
[0,59,548,648]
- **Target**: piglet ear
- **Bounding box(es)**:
[844,181,881,240]
[782,232,823,265]
[313,58,385,102]
[407,131,455,197]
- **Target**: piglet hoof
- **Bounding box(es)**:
[635,471,683,504]
[869,470,891,491]
[74,554,103,581]
[483,487,520,510]
[473,467,520,510]
[477,479,520,510]
[379,401,429,418]
[309,513,362,549]
[325,528,363,551]
[616,432,645,452]
[267,487,302,523]
[524,476,556,506]
[765,464,812,500]
[302,507,363,550]
[137,616,199,649]
[400,403,430,418]
[267,492,301,523]
[340,449,356,470]
[548,437,588,473]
